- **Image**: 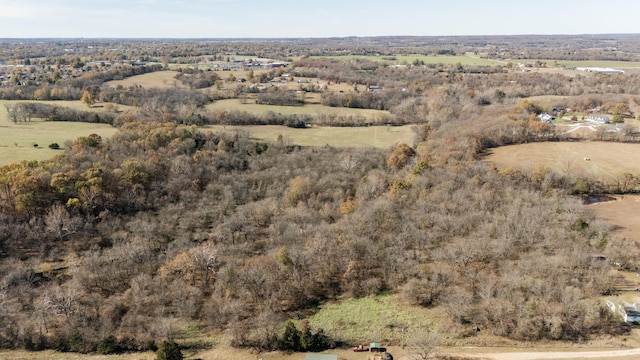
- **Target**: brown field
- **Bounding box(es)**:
[588,195,640,243]
[204,124,416,148]
[206,99,390,119]
[485,142,640,183]
[105,70,187,89]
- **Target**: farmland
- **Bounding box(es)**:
[206,99,390,119]
[105,70,187,89]
[204,124,415,148]
[485,142,640,183]
[0,101,119,165]
[312,54,506,66]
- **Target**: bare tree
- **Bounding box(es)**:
[45,204,80,241]
[408,328,440,360]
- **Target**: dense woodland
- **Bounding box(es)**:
[1,36,640,355]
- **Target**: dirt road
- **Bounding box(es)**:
[452,348,640,360]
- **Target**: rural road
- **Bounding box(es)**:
[449,348,640,360]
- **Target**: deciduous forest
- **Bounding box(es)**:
[1,35,640,357]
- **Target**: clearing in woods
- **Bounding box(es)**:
[206,99,390,119]
[588,194,640,244]
[204,124,416,148]
[105,70,187,89]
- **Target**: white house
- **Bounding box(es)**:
[538,113,553,123]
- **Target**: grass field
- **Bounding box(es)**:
[106,70,187,89]
[545,60,640,69]
[485,142,640,183]
[0,101,119,165]
[311,54,506,66]
[0,99,134,114]
[206,99,390,119]
[309,294,440,345]
[589,195,640,245]
[204,124,416,148]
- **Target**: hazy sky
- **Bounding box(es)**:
[0,0,638,38]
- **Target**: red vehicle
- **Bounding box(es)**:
[352,344,369,352]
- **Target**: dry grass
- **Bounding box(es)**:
[311,54,505,66]
[206,99,390,119]
[204,124,416,149]
[0,350,155,359]
[485,142,640,183]
[588,195,640,244]
[0,99,133,114]
[105,70,187,89]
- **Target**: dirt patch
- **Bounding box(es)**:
[588,195,640,243]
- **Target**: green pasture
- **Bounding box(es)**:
[204,124,416,149]
[206,99,391,119]
[0,101,119,166]
[309,294,440,344]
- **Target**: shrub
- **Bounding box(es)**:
[156,340,183,360]
[96,335,118,355]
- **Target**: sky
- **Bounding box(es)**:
[0,0,638,38]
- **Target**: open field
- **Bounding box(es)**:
[206,99,390,118]
[311,54,505,66]
[105,70,187,89]
[588,195,640,245]
[169,64,272,79]
[0,99,134,114]
[485,142,640,183]
[204,124,416,148]
[0,121,118,165]
[0,101,119,165]
[546,60,640,69]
